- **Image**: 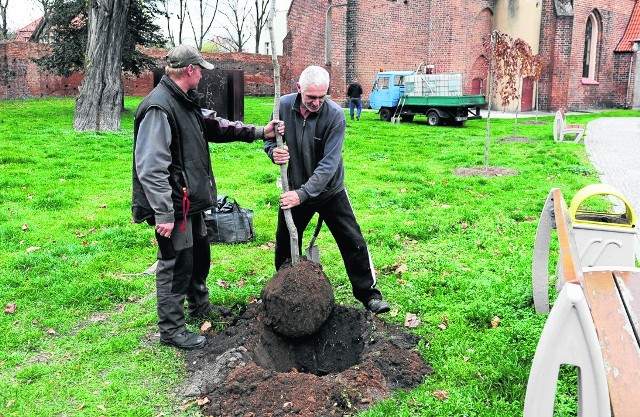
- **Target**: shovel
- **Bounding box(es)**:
[305,216,323,263]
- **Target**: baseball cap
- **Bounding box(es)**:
[166,44,214,70]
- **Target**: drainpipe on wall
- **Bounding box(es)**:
[325,3,348,66]
[632,39,640,110]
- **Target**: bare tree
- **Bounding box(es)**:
[160,0,189,45]
[31,0,55,41]
[158,0,175,47]
[186,0,219,50]
[74,0,130,131]
[0,0,9,40]
[216,0,251,52]
[251,0,270,54]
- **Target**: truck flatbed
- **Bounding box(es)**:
[403,94,486,107]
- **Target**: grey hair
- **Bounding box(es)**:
[298,65,330,93]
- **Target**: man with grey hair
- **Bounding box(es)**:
[264,65,390,314]
[132,44,283,349]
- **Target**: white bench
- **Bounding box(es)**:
[525,188,640,417]
[553,109,585,143]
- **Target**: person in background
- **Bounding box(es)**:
[264,65,390,315]
[347,78,363,121]
[132,44,283,350]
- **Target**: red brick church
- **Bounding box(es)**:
[280,0,640,111]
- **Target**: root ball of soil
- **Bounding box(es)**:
[260,260,334,338]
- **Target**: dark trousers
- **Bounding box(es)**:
[155,213,211,338]
[349,98,362,119]
[275,189,382,305]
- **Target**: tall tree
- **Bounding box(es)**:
[251,0,270,54]
[74,0,131,131]
[0,0,9,40]
[34,0,165,77]
[32,0,55,41]
[215,0,251,52]
[187,0,219,50]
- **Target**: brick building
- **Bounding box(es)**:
[281,0,640,111]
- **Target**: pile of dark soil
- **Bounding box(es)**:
[178,302,434,416]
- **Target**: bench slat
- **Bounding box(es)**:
[613,270,640,345]
[582,270,640,417]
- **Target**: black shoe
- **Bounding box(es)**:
[160,330,205,350]
[366,299,390,314]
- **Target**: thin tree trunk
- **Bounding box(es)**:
[74,0,130,131]
[269,1,299,265]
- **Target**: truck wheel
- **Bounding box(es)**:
[379,108,393,122]
[401,114,414,122]
[427,111,440,126]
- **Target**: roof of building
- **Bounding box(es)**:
[617,0,640,52]
[16,17,44,42]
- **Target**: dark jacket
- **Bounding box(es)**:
[347,82,363,99]
[132,75,262,224]
[264,92,346,206]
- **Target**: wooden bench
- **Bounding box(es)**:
[553,109,585,143]
[525,188,640,417]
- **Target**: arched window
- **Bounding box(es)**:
[582,13,599,79]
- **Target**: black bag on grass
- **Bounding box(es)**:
[204,195,255,244]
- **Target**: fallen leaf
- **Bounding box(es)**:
[196,397,210,406]
[97,405,106,411]
[26,246,40,253]
[433,390,449,400]
[491,315,501,328]
[216,280,230,289]
[438,323,447,330]
[395,263,408,275]
[46,329,56,335]
[6,399,15,407]
[21,224,28,232]
[404,313,421,328]
[200,321,212,333]
[4,303,17,314]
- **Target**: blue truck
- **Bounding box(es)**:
[369,70,486,126]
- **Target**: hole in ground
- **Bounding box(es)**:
[177,303,434,416]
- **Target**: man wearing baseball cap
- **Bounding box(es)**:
[166,44,215,70]
[132,44,283,350]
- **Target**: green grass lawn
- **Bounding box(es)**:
[0,96,638,416]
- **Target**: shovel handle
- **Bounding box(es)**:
[308,216,323,248]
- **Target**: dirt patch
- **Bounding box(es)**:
[520,120,549,125]
[453,166,520,177]
[499,136,532,143]
[177,302,433,416]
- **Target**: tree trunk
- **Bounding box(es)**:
[74,0,130,131]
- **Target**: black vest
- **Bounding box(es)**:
[132,76,216,224]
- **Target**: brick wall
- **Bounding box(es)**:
[0,41,276,100]
[284,0,636,110]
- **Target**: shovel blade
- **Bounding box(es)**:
[305,245,320,263]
